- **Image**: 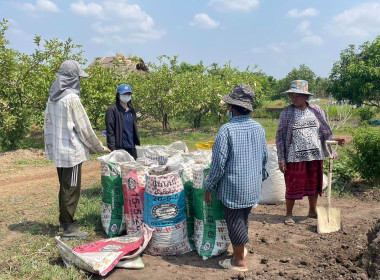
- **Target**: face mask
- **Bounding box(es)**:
[227,109,233,119]
[120,94,131,103]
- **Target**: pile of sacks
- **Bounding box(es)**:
[98,141,231,259]
[56,141,289,275]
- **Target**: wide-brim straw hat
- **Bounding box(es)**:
[281,80,313,95]
[222,84,255,111]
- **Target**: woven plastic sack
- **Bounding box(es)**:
[166,156,197,249]
[120,163,148,235]
[259,145,329,204]
[182,150,212,164]
[55,224,153,276]
[116,256,144,269]
[259,145,285,204]
[143,169,193,255]
[98,150,135,236]
[168,141,189,153]
[136,143,185,165]
[192,164,230,260]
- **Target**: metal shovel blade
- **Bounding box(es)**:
[317,206,341,234]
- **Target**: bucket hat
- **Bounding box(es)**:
[222,84,255,111]
[282,80,313,95]
[117,83,133,95]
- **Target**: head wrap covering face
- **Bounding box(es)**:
[49,60,89,101]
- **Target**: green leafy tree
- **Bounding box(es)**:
[273,64,317,100]
[81,62,124,128]
[329,36,380,108]
[172,70,219,128]
[132,55,177,131]
[349,127,380,185]
[314,77,329,98]
[0,18,84,151]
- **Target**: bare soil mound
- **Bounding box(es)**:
[0,148,46,167]
[361,219,380,279]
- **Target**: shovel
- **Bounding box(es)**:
[317,140,342,234]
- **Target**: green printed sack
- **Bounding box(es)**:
[183,180,195,249]
[100,162,125,237]
[192,164,230,260]
[99,150,135,237]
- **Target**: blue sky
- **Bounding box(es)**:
[1,0,380,79]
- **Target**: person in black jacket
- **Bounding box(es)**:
[105,83,140,159]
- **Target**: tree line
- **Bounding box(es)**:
[0,18,379,151]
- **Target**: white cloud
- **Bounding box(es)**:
[19,0,58,12]
[287,8,319,18]
[330,2,380,38]
[189,13,219,29]
[103,2,155,32]
[6,19,23,35]
[209,0,259,12]
[295,21,311,35]
[70,0,165,43]
[91,22,121,34]
[70,1,103,17]
[268,43,283,53]
[91,37,105,44]
[36,0,58,12]
[250,47,264,53]
[294,21,323,46]
[301,35,323,46]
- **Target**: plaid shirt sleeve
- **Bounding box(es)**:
[204,129,229,192]
[276,108,289,163]
[70,98,105,153]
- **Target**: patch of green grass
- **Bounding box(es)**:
[0,182,106,280]
[15,159,52,165]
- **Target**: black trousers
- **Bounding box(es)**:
[57,163,82,224]
[125,147,137,160]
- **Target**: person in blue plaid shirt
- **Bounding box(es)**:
[204,84,268,272]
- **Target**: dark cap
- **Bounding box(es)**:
[117,83,133,95]
[222,84,255,111]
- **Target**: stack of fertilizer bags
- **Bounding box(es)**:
[56,142,304,276]
[98,141,231,260]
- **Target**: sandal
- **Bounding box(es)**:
[307,214,318,219]
[219,259,248,272]
[284,217,296,226]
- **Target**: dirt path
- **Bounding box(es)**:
[0,149,379,280]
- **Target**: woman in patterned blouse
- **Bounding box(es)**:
[275,80,345,226]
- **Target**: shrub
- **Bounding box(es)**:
[357,107,375,123]
[348,127,380,185]
[324,155,358,194]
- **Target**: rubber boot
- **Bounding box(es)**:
[62,221,88,240]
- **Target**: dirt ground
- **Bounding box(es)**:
[1,149,379,280]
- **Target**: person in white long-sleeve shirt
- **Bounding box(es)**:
[44,60,110,239]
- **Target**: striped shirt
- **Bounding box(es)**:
[44,93,106,168]
[276,102,334,164]
[204,115,268,209]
